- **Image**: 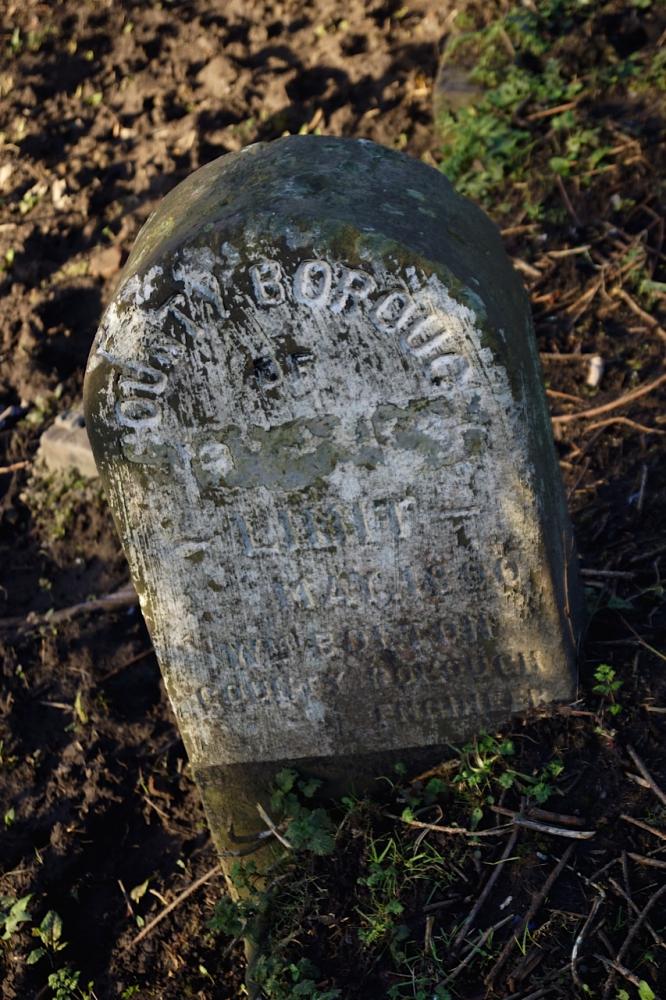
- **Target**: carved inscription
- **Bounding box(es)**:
[88,232,574,768]
[249,255,472,378]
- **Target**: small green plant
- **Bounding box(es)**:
[28,909,68,965]
[252,956,341,999]
[592,663,623,715]
[208,894,251,939]
[451,732,564,810]
[270,769,336,855]
[20,468,92,545]
[0,247,15,272]
[0,894,32,940]
[0,739,18,768]
[436,0,663,222]
[356,832,452,959]
[47,967,95,1000]
[617,985,657,1000]
[452,732,516,796]
[528,758,565,803]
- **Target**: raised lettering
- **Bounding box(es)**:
[293,259,333,308]
[330,266,376,314]
[250,259,285,306]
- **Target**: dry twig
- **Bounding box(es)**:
[625,745,666,807]
[485,845,575,987]
[597,955,648,991]
[451,829,519,952]
[546,388,586,404]
[585,416,665,435]
[551,372,666,425]
[390,813,513,838]
[627,852,666,871]
[612,286,666,346]
[0,584,138,633]
[129,863,222,948]
[441,914,514,985]
[256,803,293,850]
[608,877,666,952]
[540,352,596,361]
[620,813,666,842]
[602,883,666,998]
[490,806,595,840]
[0,460,29,475]
[571,894,604,990]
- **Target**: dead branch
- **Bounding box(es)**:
[627,852,666,870]
[129,862,222,948]
[625,745,666,807]
[612,286,666,345]
[571,894,604,991]
[608,877,665,952]
[490,806,595,839]
[602,883,666,998]
[540,352,596,361]
[555,174,580,225]
[551,372,666,425]
[0,584,138,633]
[485,844,575,988]
[256,802,293,850]
[525,100,579,121]
[527,807,587,827]
[546,388,587,404]
[596,955,648,991]
[451,828,519,953]
[441,914,514,985]
[584,416,665,435]
[390,812,513,837]
[0,460,29,475]
[620,814,666,842]
[620,616,666,664]
[513,258,542,279]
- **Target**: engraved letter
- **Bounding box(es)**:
[293,259,333,308]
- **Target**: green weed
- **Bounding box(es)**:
[47,967,95,1000]
[251,956,341,999]
[27,909,68,966]
[592,663,623,715]
[270,768,336,855]
[451,732,563,808]
[0,894,32,940]
[20,469,90,545]
[436,0,664,221]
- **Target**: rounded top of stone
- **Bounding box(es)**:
[119,135,510,302]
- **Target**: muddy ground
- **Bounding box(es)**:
[0,1,665,998]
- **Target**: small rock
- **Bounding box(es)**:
[0,162,13,191]
[37,409,98,479]
[51,178,71,211]
[196,55,236,100]
[585,355,604,389]
[89,244,122,279]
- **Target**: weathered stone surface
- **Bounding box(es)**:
[84,136,582,865]
[38,409,98,479]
